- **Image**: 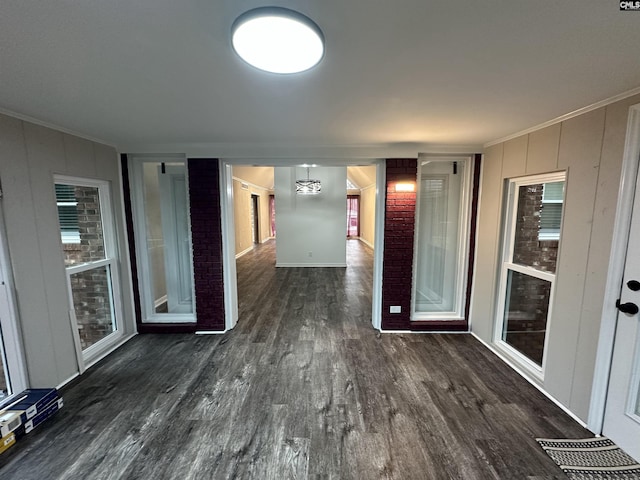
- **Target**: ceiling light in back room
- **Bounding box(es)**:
[231,7,324,74]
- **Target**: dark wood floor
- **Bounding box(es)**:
[0,239,590,479]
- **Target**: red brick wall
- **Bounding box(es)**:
[188,158,225,331]
[381,159,418,330]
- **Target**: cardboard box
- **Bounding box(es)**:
[0,432,16,454]
[0,388,58,422]
[0,410,22,438]
[15,397,63,438]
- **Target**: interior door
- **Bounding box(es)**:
[159,166,193,314]
[603,163,640,462]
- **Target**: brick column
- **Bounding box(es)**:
[188,158,225,331]
[381,159,417,330]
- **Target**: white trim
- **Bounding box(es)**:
[371,160,386,331]
[220,161,239,331]
[588,103,640,433]
[55,332,137,390]
[485,86,640,148]
[275,263,347,268]
[0,107,116,148]
[472,332,589,429]
[0,203,28,395]
[83,333,137,370]
[359,237,374,250]
[411,155,473,321]
[467,154,484,333]
[128,156,197,323]
[154,295,168,309]
[195,330,228,335]
[231,176,273,192]
[55,175,125,370]
[235,246,253,259]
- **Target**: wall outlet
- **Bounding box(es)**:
[390,306,401,313]
[308,251,313,257]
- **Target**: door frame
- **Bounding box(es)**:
[219,158,386,332]
[128,155,196,324]
[589,103,640,432]
[0,203,28,397]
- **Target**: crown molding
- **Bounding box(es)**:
[0,107,116,148]
[484,85,640,148]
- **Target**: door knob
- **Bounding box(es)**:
[627,280,640,291]
[616,299,639,315]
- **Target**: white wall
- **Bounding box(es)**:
[471,93,640,422]
[0,113,135,388]
[274,166,347,267]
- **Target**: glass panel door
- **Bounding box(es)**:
[412,157,472,319]
[495,173,565,374]
[55,177,122,366]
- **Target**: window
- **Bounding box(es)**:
[55,184,80,244]
[347,195,359,237]
[130,158,195,322]
[412,157,474,320]
[495,172,566,375]
[55,176,123,368]
[539,181,564,240]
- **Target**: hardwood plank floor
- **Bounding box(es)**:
[0,239,589,479]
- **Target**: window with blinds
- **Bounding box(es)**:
[539,181,564,240]
[55,184,80,243]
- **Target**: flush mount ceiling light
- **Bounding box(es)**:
[231,7,324,74]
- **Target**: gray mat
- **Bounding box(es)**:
[537,437,640,480]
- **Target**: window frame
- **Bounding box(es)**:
[129,156,196,324]
[493,171,566,379]
[411,156,474,321]
[54,175,124,371]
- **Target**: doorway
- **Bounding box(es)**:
[598,105,640,461]
[222,161,385,331]
[251,194,260,244]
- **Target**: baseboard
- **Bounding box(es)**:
[154,295,168,308]
[470,332,590,430]
[235,246,253,259]
[57,332,138,390]
[275,263,347,267]
[359,237,374,249]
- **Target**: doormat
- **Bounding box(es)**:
[536,437,640,479]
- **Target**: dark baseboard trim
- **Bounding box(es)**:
[138,323,198,334]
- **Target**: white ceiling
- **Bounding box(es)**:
[1,1,639,156]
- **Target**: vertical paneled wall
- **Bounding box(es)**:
[0,113,135,388]
[188,159,225,331]
[471,93,640,421]
[381,159,417,330]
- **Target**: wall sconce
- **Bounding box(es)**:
[395,182,415,192]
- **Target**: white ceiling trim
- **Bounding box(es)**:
[484,85,640,148]
[231,176,272,192]
[0,106,116,148]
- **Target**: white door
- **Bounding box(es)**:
[603,159,640,462]
[159,166,193,314]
